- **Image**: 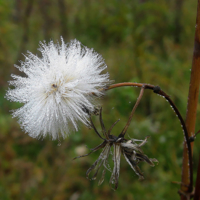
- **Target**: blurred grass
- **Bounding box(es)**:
[0,0,200,199]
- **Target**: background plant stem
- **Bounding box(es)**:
[194,155,200,200]
[181,0,200,199]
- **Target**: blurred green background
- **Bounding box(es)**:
[0,0,200,199]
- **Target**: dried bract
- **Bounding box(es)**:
[74,108,158,190]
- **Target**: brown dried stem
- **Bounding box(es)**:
[120,85,145,136]
[180,0,200,199]
[105,82,193,192]
[194,155,200,200]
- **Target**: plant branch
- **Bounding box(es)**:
[105,82,193,191]
[89,115,105,141]
[181,0,200,198]
[120,85,145,136]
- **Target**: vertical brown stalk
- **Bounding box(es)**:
[181,0,200,199]
[194,155,200,200]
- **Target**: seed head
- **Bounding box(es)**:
[6,38,110,140]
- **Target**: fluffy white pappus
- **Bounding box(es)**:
[6,38,110,140]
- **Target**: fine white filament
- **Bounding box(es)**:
[6,38,110,140]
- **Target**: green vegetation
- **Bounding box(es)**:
[0,0,199,199]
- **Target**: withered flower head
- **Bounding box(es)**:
[74,108,158,190]
[121,137,158,181]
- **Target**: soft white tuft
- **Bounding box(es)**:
[6,37,110,140]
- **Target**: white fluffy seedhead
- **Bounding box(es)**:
[6,37,110,140]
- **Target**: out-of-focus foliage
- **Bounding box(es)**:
[0,0,200,199]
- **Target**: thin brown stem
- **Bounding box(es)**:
[105,82,193,192]
[120,85,145,136]
[105,82,154,90]
[89,116,105,141]
[99,107,109,139]
[108,119,120,136]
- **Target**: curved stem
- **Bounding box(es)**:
[105,82,193,191]
[105,82,154,91]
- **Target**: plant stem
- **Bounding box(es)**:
[105,82,193,192]
[194,155,200,200]
[106,82,154,90]
[181,0,200,198]
[121,85,145,136]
